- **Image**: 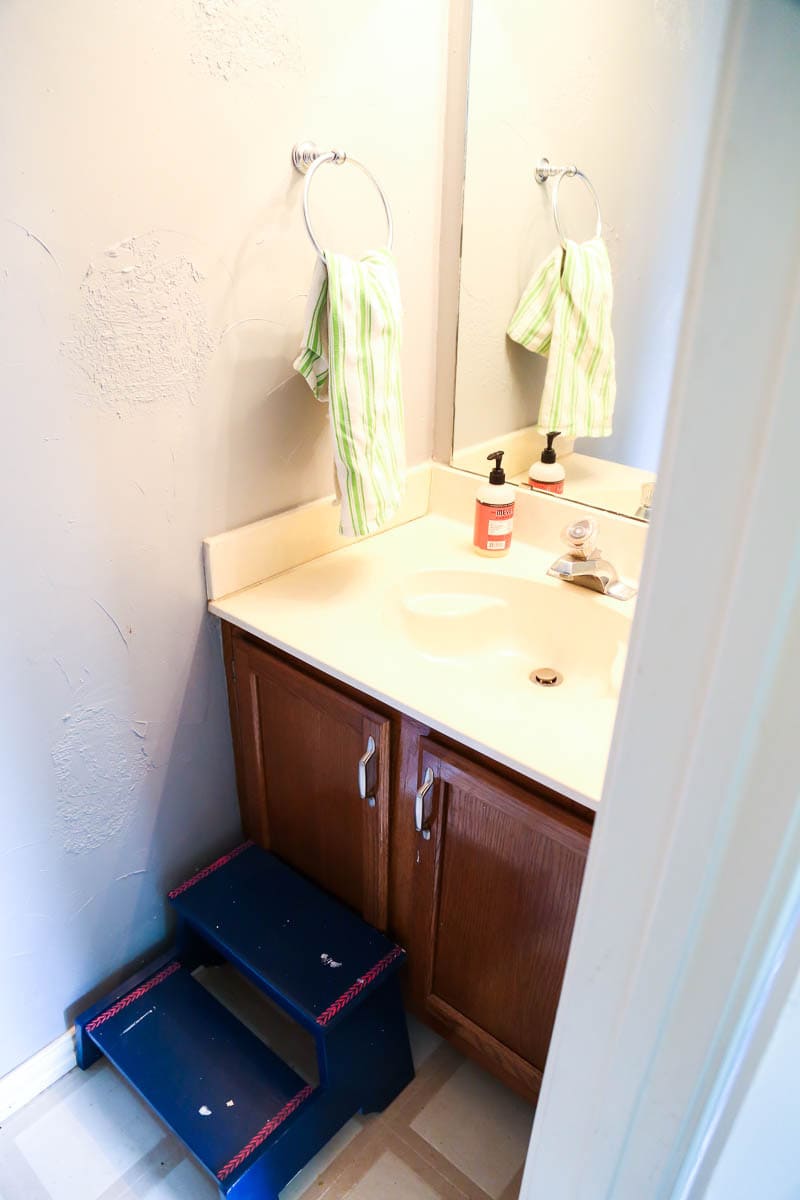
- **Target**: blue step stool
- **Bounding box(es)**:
[75,843,414,1198]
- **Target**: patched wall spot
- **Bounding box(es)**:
[186,0,299,80]
[64,233,214,412]
[52,706,155,853]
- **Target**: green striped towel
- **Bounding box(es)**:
[507,237,616,438]
[294,249,405,538]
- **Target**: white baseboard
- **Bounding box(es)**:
[0,1029,77,1120]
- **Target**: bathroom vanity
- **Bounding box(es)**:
[222,623,591,1102]
[206,466,646,1103]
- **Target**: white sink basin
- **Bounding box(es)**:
[399,568,630,698]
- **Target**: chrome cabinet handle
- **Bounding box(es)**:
[415,767,435,840]
[358,736,377,807]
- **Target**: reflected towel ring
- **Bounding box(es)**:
[536,158,603,248]
[293,142,393,260]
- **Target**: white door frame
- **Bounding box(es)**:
[521,0,800,1195]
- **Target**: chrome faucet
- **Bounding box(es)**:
[635,481,654,521]
[548,518,637,601]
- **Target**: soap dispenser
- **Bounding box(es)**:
[473,450,516,557]
[529,431,565,494]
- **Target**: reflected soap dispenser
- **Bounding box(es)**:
[529,431,565,494]
[473,450,516,557]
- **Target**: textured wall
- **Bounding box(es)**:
[0,0,448,1074]
[452,0,730,471]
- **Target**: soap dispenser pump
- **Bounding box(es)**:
[473,450,516,557]
[529,431,565,494]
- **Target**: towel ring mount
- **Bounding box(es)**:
[291,141,393,260]
[536,156,602,247]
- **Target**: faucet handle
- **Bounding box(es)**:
[562,518,598,560]
[635,481,655,521]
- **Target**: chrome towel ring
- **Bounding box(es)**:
[291,141,393,261]
[535,157,602,248]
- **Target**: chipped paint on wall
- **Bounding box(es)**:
[186,0,300,81]
[3,219,62,273]
[64,233,214,412]
[52,706,155,853]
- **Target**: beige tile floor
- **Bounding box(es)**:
[0,968,533,1200]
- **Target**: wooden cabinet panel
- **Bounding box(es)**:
[227,632,391,929]
[410,737,591,1096]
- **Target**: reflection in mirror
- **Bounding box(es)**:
[450,0,729,521]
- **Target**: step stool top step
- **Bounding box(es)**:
[169,843,404,1029]
[82,961,314,1191]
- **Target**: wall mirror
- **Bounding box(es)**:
[448,0,727,521]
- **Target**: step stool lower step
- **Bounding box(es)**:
[77,959,331,1194]
[75,845,415,1198]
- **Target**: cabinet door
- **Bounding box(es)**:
[412,737,590,1096]
[229,634,391,929]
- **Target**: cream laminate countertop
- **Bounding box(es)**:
[210,510,636,811]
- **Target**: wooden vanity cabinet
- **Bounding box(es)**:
[224,625,392,930]
[222,624,593,1102]
[398,737,591,1098]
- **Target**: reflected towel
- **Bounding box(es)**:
[294,250,405,538]
[507,237,616,438]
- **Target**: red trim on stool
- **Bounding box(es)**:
[85,962,181,1033]
[168,841,254,899]
[216,1084,315,1181]
[316,946,404,1027]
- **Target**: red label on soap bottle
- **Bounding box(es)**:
[473,502,514,552]
[528,478,564,494]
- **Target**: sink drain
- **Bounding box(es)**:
[530,667,563,688]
